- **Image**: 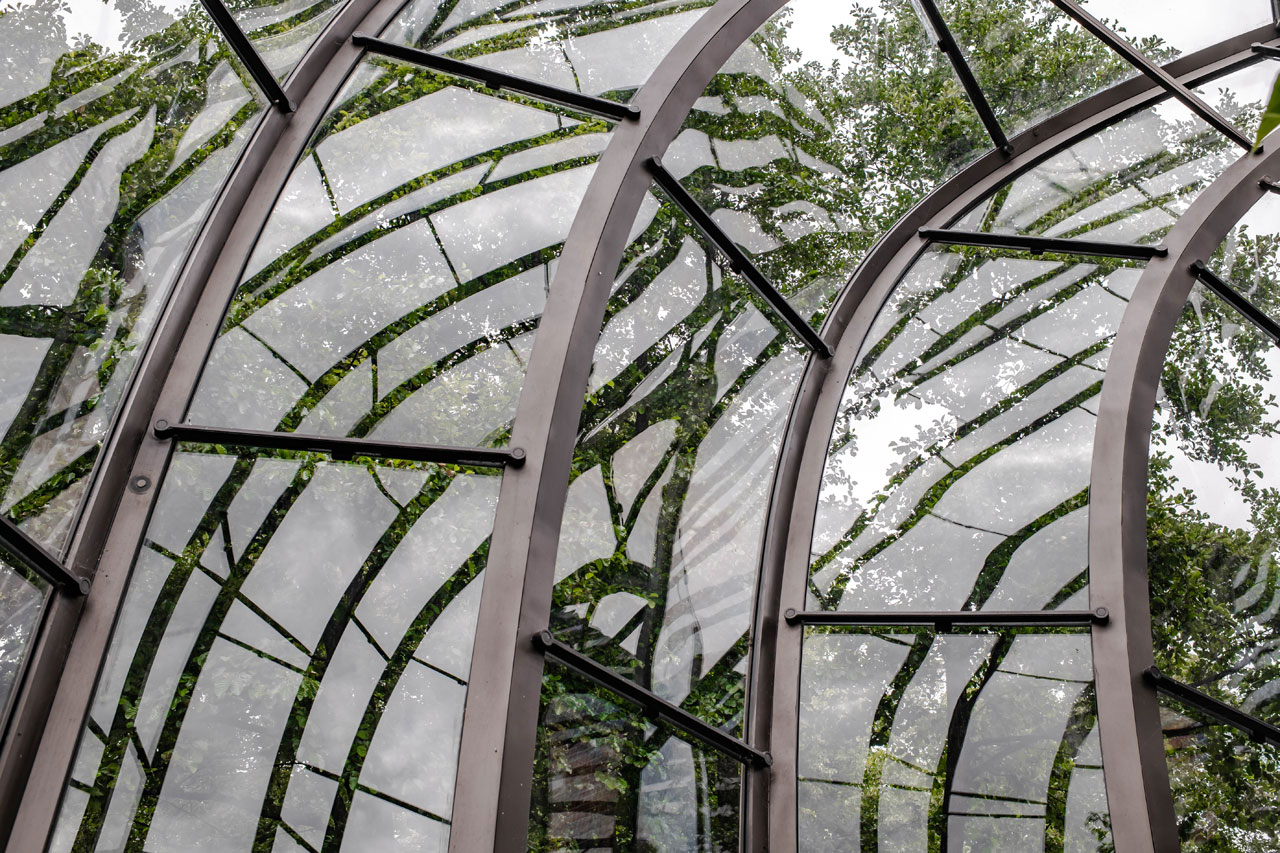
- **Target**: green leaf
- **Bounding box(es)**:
[1255,68,1280,152]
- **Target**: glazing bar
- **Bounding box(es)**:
[1047,0,1251,150]
[647,157,834,357]
[1273,1,1280,29]
[153,420,525,469]
[783,608,1108,628]
[197,0,294,112]
[0,515,88,595]
[1191,260,1280,346]
[352,33,640,122]
[912,0,1011,153]
[920,227,1168,260]
[534,631,771,767]
[1146,667,1280,746]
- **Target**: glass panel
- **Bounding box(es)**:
[1080,0,1270,60]
[393,0,715,105]
[1159,698,1280,849]
[228,0,350,80]
[810,245,1142,612]
[956,98,1238,243]
[0,547,50,725]
[528,664,741,852]
[52,446,496,851]
[1191,58,1280,156]
[937,0,1139,137]
[798,627,1109,851]
[547,189,819,732]
[187,54,609,446]
[0,1,268,552]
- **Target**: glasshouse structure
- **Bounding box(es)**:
[2,0,1280,849]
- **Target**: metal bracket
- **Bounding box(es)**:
[1190,259,1280,346]
[920,227,1168,260]
[534,630,771,768]
[352,33,640,123]
[646,157,834,358]
[153,420,525,469]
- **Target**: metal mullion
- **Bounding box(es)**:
[1146,667,1280,746]
[534,631,771,768]
[920,227,1168,260]
[911,0,1011,154]
[646,157,834,357]
[783,607,1109,629]
[1047,0,1252,150]
[351,34,640,122]
[1274,0,1280,29]
[1190,259,1280,345]
[153,420,525,469]
[197,0,295,112]
[0,517,88,596]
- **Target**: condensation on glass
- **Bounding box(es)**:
[1146,191,1280,848]
[0,0,269,553]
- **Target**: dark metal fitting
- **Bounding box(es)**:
[1093,607,1110,624]
[153,419,172,437]
[509,448,527,467]
[76,577,91,596]
[783,608,798,624]
[129,475,151,494]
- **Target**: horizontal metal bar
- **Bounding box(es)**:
[1146,667,1280,746]
[0,515,88,596]
[352,33,639,122]
[913,0,1011,154]
[1254,42,1280,59]
[920,227,1168,260]
[153,420,524,469]
[784,608,1108,628]
[646,157,834,358]
[1191,260,1280,346]
[534,631,771,768]
[1261,177,1280,195]
[1047,0,1251,150]
[197,0,294,112]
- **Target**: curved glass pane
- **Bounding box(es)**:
[799,627,1108,851]
[0,547,50,726]
[394,0,715,104]
[0,0,268,552]
[528,665,740,852]
[1080,0,1271,59]
[186,51,610,447]
[936,0,1138,138]
[229,0,351,80]
[542,188,819,732]
[51,446,496,851]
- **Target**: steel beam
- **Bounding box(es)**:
[1191,259,1280,345]
[197,0,295,111]
[535,632,770,768]
[1147,667,1280,745]
[0,518,87,596]
[352,33,640,122]
[920,227,1167,260]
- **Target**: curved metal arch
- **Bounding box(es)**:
[1089,126,1280,853]
[3,0,412,845]
[758,25,1280,853]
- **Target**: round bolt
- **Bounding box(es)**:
[77,577,91,596]
[154,419,169,434]
[1094,606,1109,623]
[784,608,798,623]
[130,475,151,493]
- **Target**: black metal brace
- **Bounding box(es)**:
[646,157,834,358]
[920,227,1167,260]
[1191,260,1280,347]
[197,0,295,112]
[784,608,1108,629]
[0,515,89,596]
[352,33,640,123]
[534,630,772,768]
[154,420,525,469]
[1146,667,1280,746]
[912,0,1012,154]
[1047,0,1251,150]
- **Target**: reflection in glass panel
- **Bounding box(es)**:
[1079,0,1270,60]
[0,547,50,725]
[956,98,1237,244]
[228,0,349,80]
[51,446,495,851]
[1160,699,1280,850]
[547,190,818,732]
[799,627,1109,851]
[935,0,1137,136]
[528,665,740,853]
[396,0,714,105]
[810,245,1141,612]
[1190,59,1278,147]
[187,55,610,446]
[0,0,267,552]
